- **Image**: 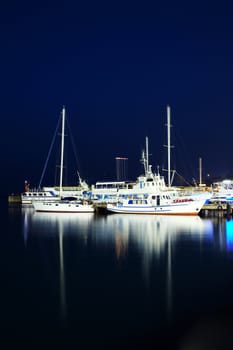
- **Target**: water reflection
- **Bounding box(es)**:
[21,210,215,258]
[23,207,28,246]
[20,209,217,321]
[20,209,92,323]
[94,215,214,256]
[31,211,94,320]
[58,219,66,320]
[210,217,233,253]
[167,230,172,319]
[100,215,214,319]
[226,220,233,251]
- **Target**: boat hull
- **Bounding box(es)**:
[33,201,95,213]
[106,200,206,215]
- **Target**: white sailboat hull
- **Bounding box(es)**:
[33,201,94,213]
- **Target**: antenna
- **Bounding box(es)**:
[145,136,149,173]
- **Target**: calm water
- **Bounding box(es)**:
[2,196,233,349]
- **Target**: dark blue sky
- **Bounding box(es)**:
[2,0,233,194]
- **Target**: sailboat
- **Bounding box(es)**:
[32,107,94,213]
[21,108,89,204]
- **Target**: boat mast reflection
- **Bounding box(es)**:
[29,211,94,320]
[167,229,172,320]
[58,218,66,321]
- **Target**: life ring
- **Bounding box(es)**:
[217,205,222,210]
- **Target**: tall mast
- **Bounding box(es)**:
[146,136,149,174]
[167,105,171,187]
[59,106,65,196]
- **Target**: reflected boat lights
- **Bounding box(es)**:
[226,220,233,251]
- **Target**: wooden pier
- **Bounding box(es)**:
[93,202,108,214]
[200,203,233,218]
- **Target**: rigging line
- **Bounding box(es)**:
[173,125,196,181]
[66,115,81,173]
[174,170,193,186]
[37,113,62,189]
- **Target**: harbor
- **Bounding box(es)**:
[7,108,233,218]
[3,3,233,348]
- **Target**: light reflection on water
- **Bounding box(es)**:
[226,220,233,251]
[26,210,214,252]
[21,209,216,320]
[58,219,66,321]
[22,210,217,260]
[20,209,233,257]
[11,207,233,346]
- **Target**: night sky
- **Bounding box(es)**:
[2,1,233,195]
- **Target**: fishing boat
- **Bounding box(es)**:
[98,153,211,214]
[91,135,210,210]
[91,106,211,206]
[105,106,211,215]
[33,107,94,213]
